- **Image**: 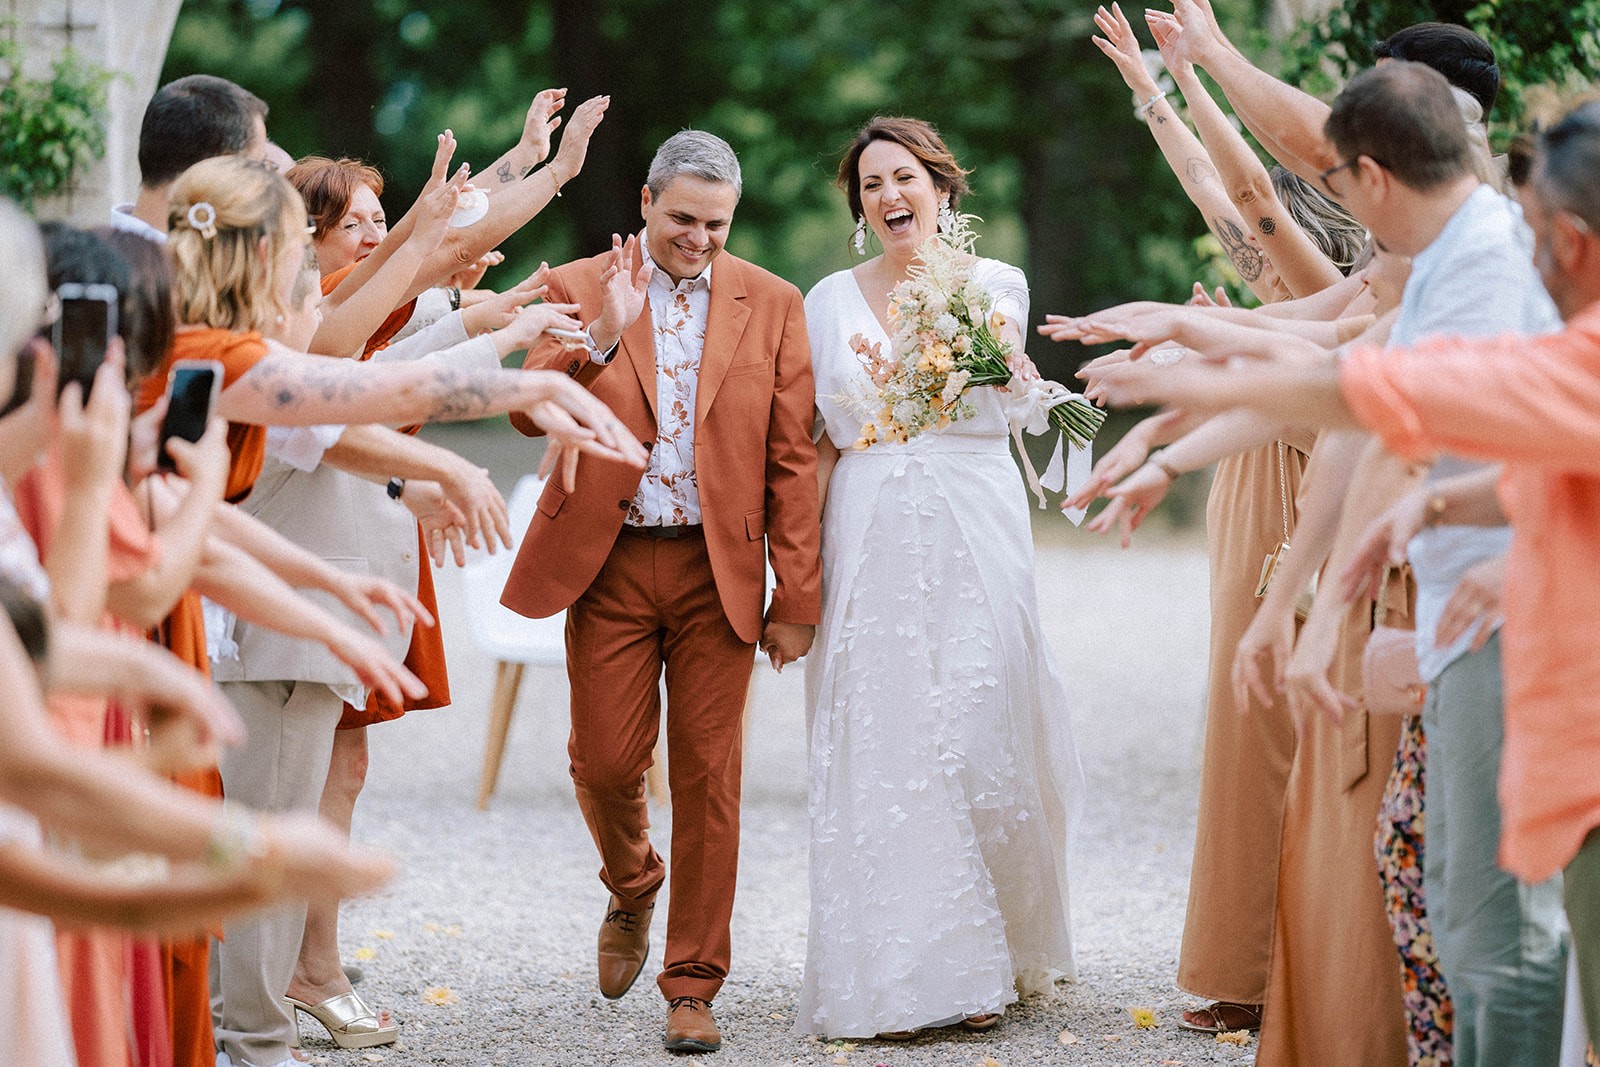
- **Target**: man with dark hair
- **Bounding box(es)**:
[110,74,269,242]
[1323,61,1476,192]
[1372,21,1500,117]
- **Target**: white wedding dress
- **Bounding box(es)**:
[795,260,1084,1039]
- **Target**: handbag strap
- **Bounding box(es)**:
[1275,440,1290,545]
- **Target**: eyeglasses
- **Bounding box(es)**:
[1317,158,1363,199]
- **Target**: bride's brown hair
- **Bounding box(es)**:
[836,117,972,222]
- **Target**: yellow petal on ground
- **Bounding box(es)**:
[421,985,459,1007]
[1217,1029,1253,1046]
[353,947,376,961]
[423,922,441,933]
[1057,1029,1080,1045]
[1130,1006,1158,1029]
[831,1055,849,1066]
[977,1057,1005,1067]
[371,929,395,940]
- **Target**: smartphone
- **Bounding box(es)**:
[157,360,223,474]
[52,283,119,399]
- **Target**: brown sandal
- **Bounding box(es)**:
[960,1013,1002,1032]
[1177,1001,1262,1034]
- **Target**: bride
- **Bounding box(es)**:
[796,116,1084,1040]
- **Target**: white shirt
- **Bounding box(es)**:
[621,241,711,527]
[109,204,167,244]
[1390,184,1561,680]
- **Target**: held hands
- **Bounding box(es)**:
[761,620,815,673]
[549,94,610,187]
[592,233,652,352]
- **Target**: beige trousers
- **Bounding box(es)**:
[211,680,343,1067]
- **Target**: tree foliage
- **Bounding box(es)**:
[162,0,1595,382]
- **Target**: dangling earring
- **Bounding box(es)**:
[852,216,867,255]
[937,196,956,234]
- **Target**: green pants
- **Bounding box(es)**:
[1566,826,1600,1046]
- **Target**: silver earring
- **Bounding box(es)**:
[852,216,867,255]
[937,197,956,234]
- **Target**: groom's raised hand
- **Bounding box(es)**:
[589,233,651,354]
[760,620,815,674]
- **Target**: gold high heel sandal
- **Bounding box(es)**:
[284,991,400,1049]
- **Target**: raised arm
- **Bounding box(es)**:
[218,332,647,479]
[1091,3,1276,302]
[417,95,611,286]
[478,89,565,191]
[1169,0,1338,181]
[1149,11,1346,297]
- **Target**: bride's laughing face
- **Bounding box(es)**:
[858,139,941,257]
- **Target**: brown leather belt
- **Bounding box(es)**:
[619,523,703,540]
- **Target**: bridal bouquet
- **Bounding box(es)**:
[844,212,1104,514]
[847,212,1104,452]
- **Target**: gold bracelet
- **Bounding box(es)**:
[545,166,563,198]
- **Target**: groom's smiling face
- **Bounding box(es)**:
[640,175,738,284]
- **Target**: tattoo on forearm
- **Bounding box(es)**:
[496,161,515,184]
[243,355,529,425]
[1155,114,1167,125]
[1186,157,1220,186]
[1258,216,1277,236]
[1212,216,1264,281]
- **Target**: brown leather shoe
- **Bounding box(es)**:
[597,894,654,999]
[663,996,721,1052]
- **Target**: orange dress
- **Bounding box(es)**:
[317,266,449,727]
[13,458,172,1067]
[134,328,274,1067]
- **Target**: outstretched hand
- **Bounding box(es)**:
[521,88,567,165]
[550,95,610,186]
[1088,461,1173,547]
[523,371,649,492]
[1091,3,1160,95]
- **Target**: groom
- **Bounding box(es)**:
[502,130,821,1053]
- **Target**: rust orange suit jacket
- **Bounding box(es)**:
[501,247,822,644]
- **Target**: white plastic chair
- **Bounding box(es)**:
[464,475,771,810]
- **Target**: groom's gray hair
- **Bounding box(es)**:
[646,130,742,200]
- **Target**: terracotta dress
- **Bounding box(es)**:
[1179,441,1306,1004]
[135,327,273,1067]
[1256,590,1409,1066]
[13,458,170,1067]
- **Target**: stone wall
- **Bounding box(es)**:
[6,0,182,224]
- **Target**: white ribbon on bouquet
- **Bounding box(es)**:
[1003,376,1095,525]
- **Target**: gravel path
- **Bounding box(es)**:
[306,428,1254,1067]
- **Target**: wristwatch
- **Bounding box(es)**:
[386,477,406,500]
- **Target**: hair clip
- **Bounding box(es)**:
[186,202,218,239]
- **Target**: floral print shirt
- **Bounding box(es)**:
[625,248,710,527]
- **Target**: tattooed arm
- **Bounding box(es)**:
[1090,3,1274,302]
[1150,12,1347,298]
[478,90,566,196]
[216,340,648,480]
